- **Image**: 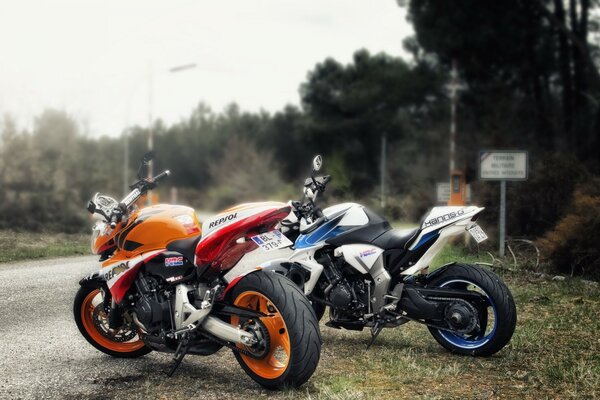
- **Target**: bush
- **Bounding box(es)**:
[203,137,295,211]
[537,177,600,279]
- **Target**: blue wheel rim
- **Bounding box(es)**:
[436,279,497,349]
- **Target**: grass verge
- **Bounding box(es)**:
[0,230,89,263]
[294,245,600,399]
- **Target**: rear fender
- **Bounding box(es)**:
[221,267,263,300]
[423,262,457,282]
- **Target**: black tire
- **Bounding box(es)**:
[229,271,321,389]
[426,264,517,357]
[74,285,151,358]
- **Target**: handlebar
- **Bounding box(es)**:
[289,158,332,233]
[153,170,171,183]
[124,169,170,204]
[293,177,331,232]
[99,169,170,229]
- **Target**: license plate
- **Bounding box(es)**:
[250,230,293,252]
[468,225,488,243]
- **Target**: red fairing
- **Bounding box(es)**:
[110,263,144,304]
[195,206,291,273]
[106,251,163,304]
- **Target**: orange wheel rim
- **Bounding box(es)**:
[81,289,146,353]
[231,291,291,379]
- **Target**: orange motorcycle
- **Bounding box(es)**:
[73,152,321,389]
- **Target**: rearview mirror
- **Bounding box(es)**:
[312,155,323,174]
[137,151,155,179]
[141,151,155,165]
[87,200,96,214]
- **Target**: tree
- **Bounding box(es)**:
[406,0,600,161]
[300,49,445,195]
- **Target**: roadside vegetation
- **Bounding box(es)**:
[3,0,600,278]
[0,230,88,263]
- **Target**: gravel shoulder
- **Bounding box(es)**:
[0,256,295,400]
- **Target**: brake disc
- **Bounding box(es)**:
[92,303,138,342]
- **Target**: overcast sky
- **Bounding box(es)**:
[0,0,413,137]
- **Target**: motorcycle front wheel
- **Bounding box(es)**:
[229,271,321,389]
[74,285,151,358]
[426,264,517,356]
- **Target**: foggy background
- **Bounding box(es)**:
[1,0,599,278]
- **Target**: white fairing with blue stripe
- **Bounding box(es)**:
[295,203,368,249]
[401,206,484,275]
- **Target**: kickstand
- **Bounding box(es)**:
[166,335,190,377]
[367,321,384,349]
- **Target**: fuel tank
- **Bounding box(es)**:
[114,204,201,257]
[294,203,391,249]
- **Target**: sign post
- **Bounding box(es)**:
[499,180,506,256]
[479,151,528,256]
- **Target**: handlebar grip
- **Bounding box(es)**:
[153,170,170,183]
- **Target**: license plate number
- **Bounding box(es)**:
[468,225,488,243]
[250,230,293,252]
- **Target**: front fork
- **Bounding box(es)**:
[107,297,124,329]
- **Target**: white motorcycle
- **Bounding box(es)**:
[258,156,516,356]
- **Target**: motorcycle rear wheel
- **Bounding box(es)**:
[426,264,517,356]
[229,271,321,389]
[74,285,151,358]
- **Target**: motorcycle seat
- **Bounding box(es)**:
[372,227,420,250]
[166,234,201,264]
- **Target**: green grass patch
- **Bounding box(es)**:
[0,230,89,263]
[430,243,485,268]
[287,245,600,399]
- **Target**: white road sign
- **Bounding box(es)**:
[436,183,472,203]
[479,151,528,181]
[436,183,450,203]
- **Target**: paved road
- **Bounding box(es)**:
[0,257,308,400]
